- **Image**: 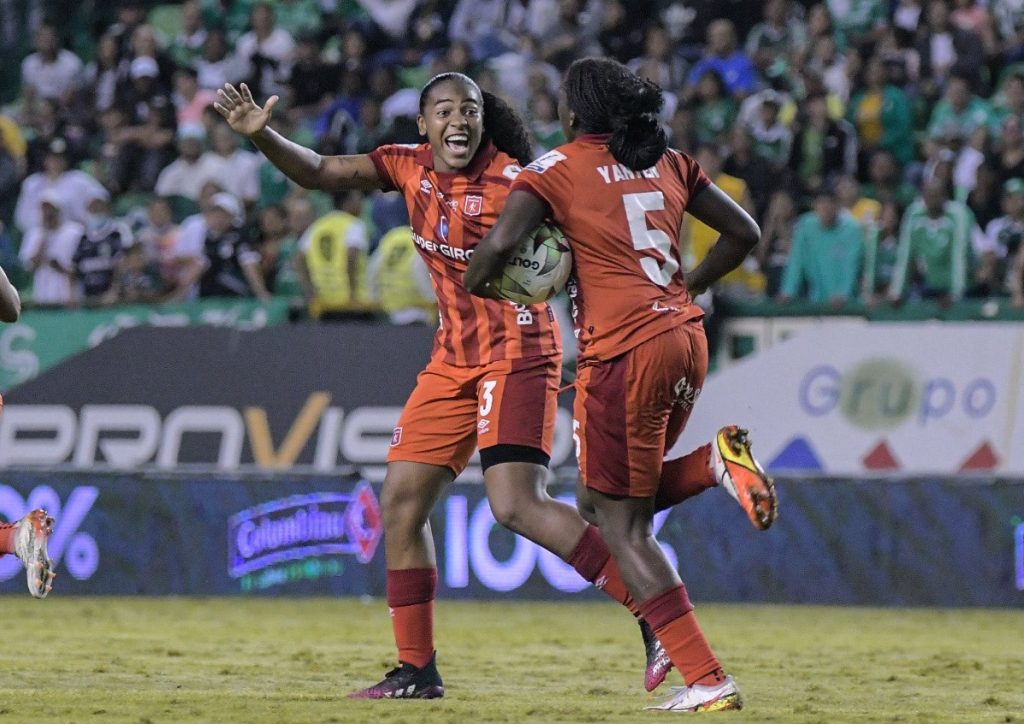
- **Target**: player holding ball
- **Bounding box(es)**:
[467,57,777,712]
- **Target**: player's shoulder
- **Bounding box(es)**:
[485,149,526,184]
[373,142,426,163]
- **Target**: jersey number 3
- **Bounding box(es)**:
[622,191,678,287]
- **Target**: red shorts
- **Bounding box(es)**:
[574,321,708,498]
[387,354,561,475]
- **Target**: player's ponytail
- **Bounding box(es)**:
[419,72,533,166]
[564,57,668,171]
[481,91,534,166]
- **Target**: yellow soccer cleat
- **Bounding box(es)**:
[712,426,778,531]
[645,675,744,713]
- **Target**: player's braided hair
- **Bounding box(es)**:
[419,72,534,166]
[563,57,668,171]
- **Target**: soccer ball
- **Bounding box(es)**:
[492,223,572,305]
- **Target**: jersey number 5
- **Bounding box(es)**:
[622,192,678,287]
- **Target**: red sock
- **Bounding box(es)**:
[655,444,717,512]
[638,584,725,686]
[0,523,15,555]
[386,568,437,669]
[565,525,639,615]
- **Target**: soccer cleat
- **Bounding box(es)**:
[640,618,673,692]
[644,675,743,713]
[13,509,56,599]
[712,426,778,531]
[348,652,444,699]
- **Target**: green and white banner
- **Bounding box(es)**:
[0,299,290,393]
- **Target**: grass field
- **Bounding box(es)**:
[0,598,1022,722]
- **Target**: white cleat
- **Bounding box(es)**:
[645,675,743,713]
[13,509,56,599]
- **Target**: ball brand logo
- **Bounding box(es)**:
[227,482,382,578]
[463,195,482,216]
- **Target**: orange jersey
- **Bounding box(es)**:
[369,141,560,366]
[512,135,708,362]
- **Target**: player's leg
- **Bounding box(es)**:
[349,363,478,700]
[0,509,56,598]
[475,357,640,612]
[577,324,741,711]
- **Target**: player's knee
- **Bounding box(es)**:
[380,480,428,531]
[489,495,527,534]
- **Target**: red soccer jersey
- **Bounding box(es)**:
[512,134,708,362]
[369,141,560,366]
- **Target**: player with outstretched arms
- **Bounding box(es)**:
[466,57,778,712]
[0,265,57,599]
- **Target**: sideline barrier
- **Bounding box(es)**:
[1,472,1021,606]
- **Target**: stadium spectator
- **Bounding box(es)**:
[237,3,295,99]
[0,133,21,226]
[101,241,162,305]
[14,138,106,233]
[72,190,132,304]
[746,90,792,171]
[778,185,865,306]
[836,174,882,228]
[155,125,211,201]
[20,23,82,105]
[862,149,918,207]
[686,143,764,298]
[722,126,773,217]
[0,263,20,322]
[107,0,148,62]
[807,34,850,102]
[173,67,218,127]
[285,34,340,123]
[692,71,737,146]
[628,23,687,91]
[827,0,889,45]
[979,178,1024,295]
[686,19,757,99]
[967,163,1004,227]
[597,0,648,63]
[197,191,269,300]
[916,0,986,89]
[168,0,208,68]
[270,195,314,302]
[448,0,526,60]
[83,33,121,115]
[295,190,371,317]
[847,56,915,168]
[789,92,858,194]
[889,179,978,303]
[195,28,249,92]
[745,0,807,73]
[135,196,181,292]
[927,73,998,142]
[199,122,261,206]
[758,189,799,296]
[527,90,565,154]
[366,225,436,325]
[18,191,81,307]
[994,114,1024,186]
[254,203,289,292]
[862,200,904,304]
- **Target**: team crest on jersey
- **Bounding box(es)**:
[464,195,483,216]
[420,179,433,193]
[391,427,403,446]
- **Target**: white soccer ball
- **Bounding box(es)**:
[492,223,572,305]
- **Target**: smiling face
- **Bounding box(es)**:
[417,77,483,173]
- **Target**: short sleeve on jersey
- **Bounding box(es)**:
[672,149,712,200]
[368,145,418,193]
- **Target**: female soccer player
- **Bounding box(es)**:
[0,266,56,599]
[216,73,685,698]
[466,58,778,712]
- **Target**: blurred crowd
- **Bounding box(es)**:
[2,0,1024,318]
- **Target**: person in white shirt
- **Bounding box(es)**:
[236,3,295,98]
[198,123,261,205]
[155,124,215,200]
[20,24,83,104]
[14,138,107,234]
[18,191,83,307]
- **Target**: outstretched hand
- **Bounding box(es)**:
[213,82,279,138]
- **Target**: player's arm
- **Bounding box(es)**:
[215,83,384,192]
[0,265,21,322]
[464,190,547,298]
[683,184,760,296]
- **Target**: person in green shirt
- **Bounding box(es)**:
[860,200,903,304]
[847,57,915,166]
[926,73,999,142]
[889,180,977,303]
[693,70,737,145]
[778,187,865,306]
